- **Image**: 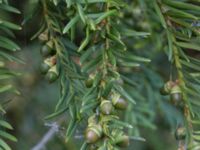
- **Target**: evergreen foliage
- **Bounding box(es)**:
[0,1,20,150]
[1,0,200,149]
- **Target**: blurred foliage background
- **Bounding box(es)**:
[2,0,199,150]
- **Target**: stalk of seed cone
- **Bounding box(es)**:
[112,93,127,110]
[116,135,130,147]
[100,100,113,115]
[170,85,182,105]
[175,127,186,140]
[46,65,59,83]
[85,124,102,143]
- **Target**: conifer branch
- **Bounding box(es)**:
[0,1,21,150]
[153,0,200,148]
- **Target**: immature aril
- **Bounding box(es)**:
[116,135,130,148]
[113,98,127,110]
[88,115,98,125]
[112,93,127,110]
[46,65,59,83]
[40,62,50,74]
[40,44,55,57]
[160,81,173,95]
[100,100,113,115]
[85,78,93,88]
[170,85,182,105]
[175,127,186,140]
[85,124,102,143]
[40,58,54,74]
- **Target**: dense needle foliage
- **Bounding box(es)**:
[0,0,200,150]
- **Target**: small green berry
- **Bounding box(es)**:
[160,87,169,95]
[100,100,113,115]
[112,93,127,110]
[116,135,130,148]
[40,57,56,75]
[170,85,182,105]
[40,62,50,74]
[113,98,127,110]
[85,124,102,143]
[40,45,55,57]
[46,66,59,83]
[85,78,93,88]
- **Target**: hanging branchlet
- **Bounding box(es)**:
[29,0,153,149]
[153,0,200,149]
[0,1,21,150]
[75,1,133,148]
[1,0,200,149]
[29,0,200,149]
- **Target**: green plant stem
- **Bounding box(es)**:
[42,1,50,32]
[42,0,55,40]
[157,0,194,144]
[102,3,110,79]
[173,45,193,141]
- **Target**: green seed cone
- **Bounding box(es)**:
[160,81,173,95]
[113,98,127,110]
[100,100,113,115]
[46,72,58,83]
[171,93,183,104]
[116,135,130,148]
[175,127,186,140]
[40,63,50,74]
[40,45,56,57]
[170,85,182,104]
[112,93,127,110]
[85,129,99,143]
[85,78,93,88]
[46,66,59,83]
[160,87,169,95]
[85,125,102,143]
[40,57,56,75]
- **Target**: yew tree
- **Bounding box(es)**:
[0,0,200,150]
